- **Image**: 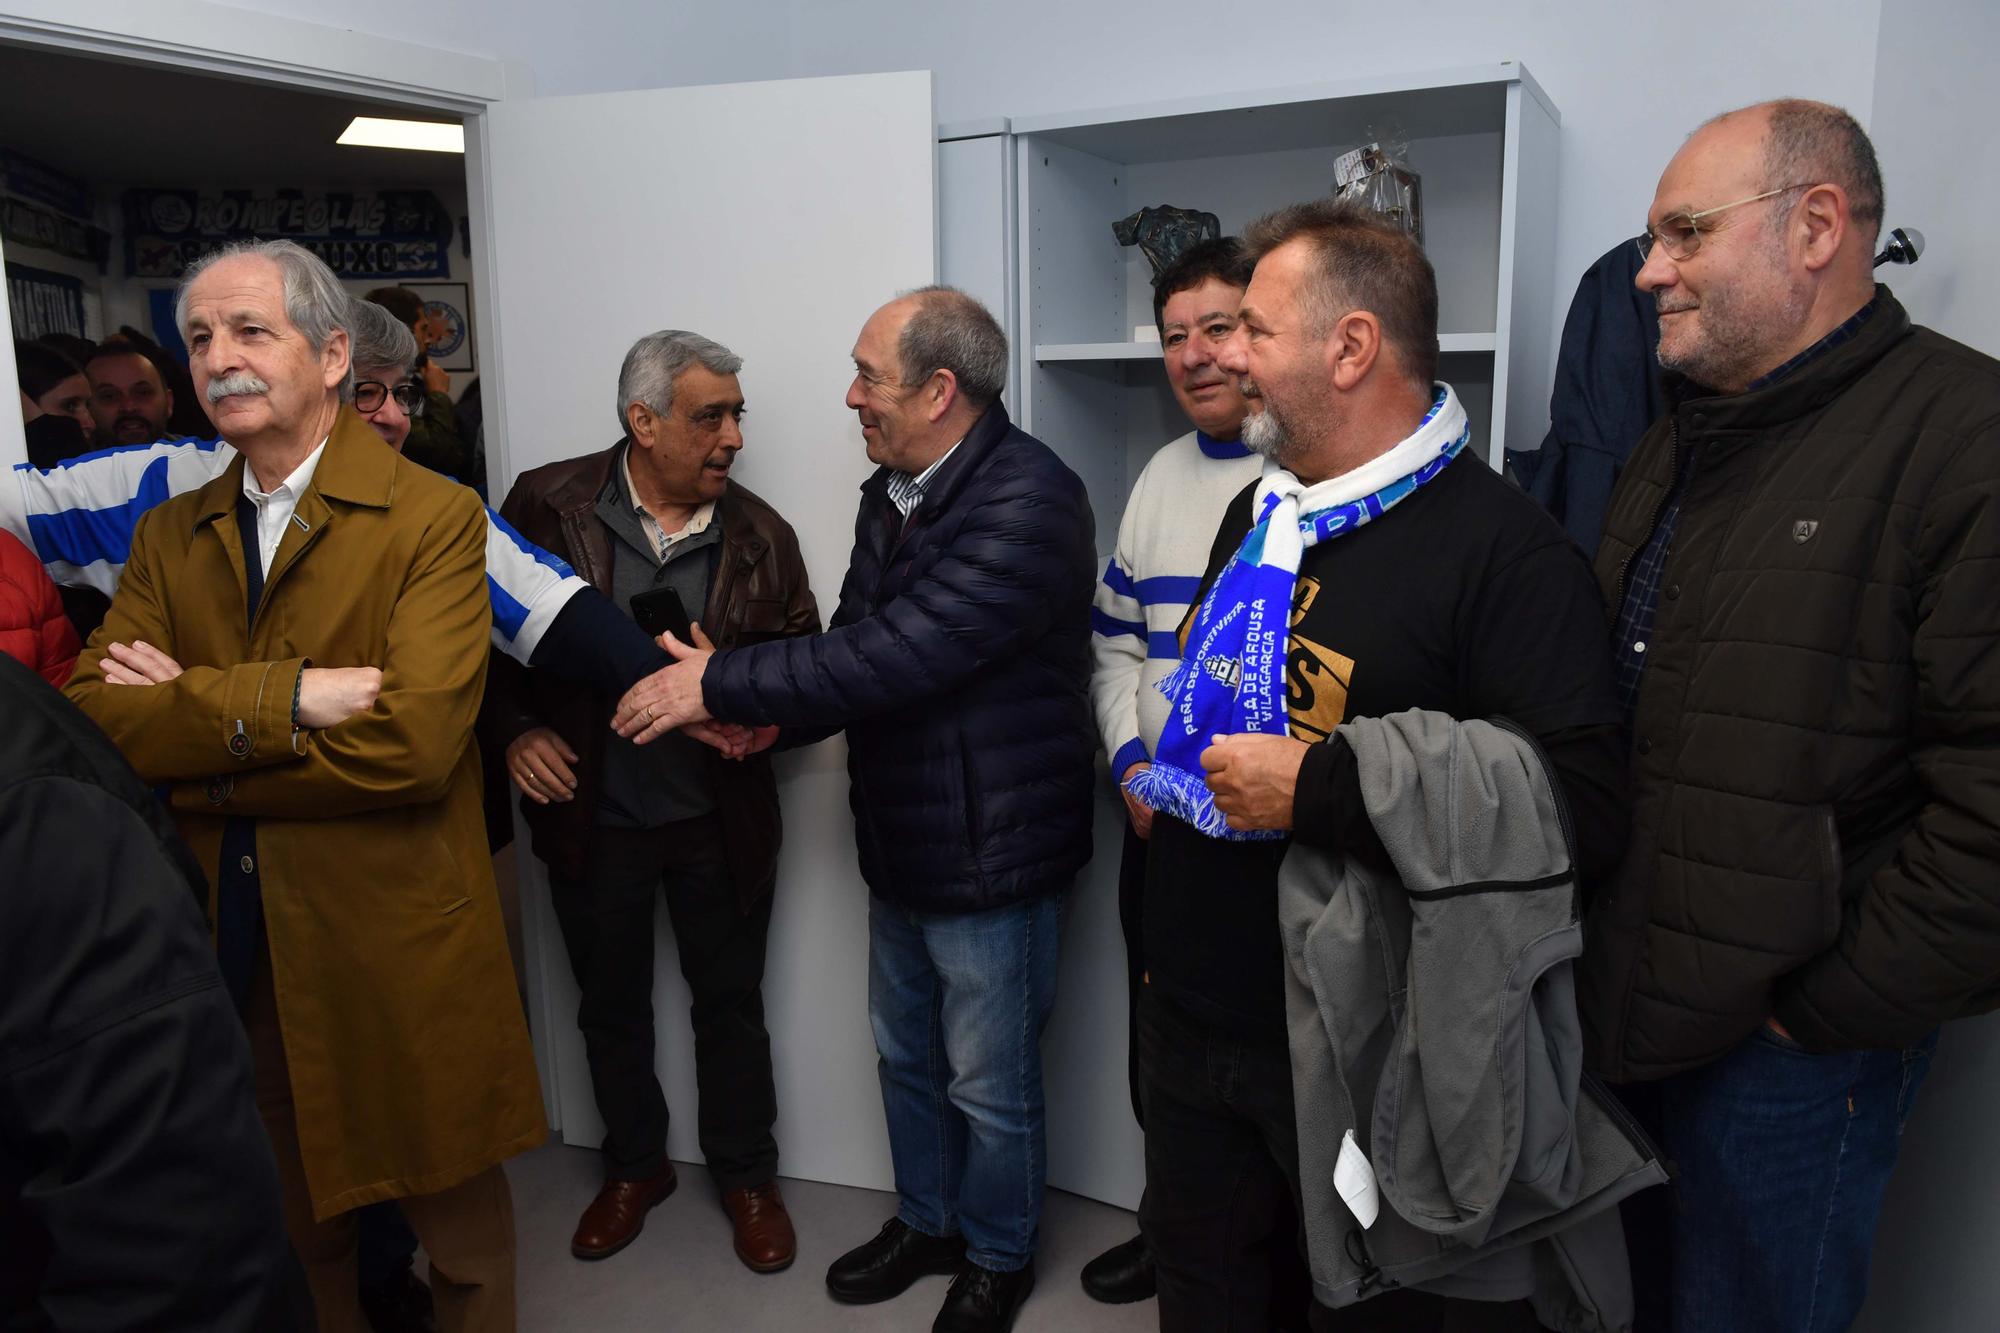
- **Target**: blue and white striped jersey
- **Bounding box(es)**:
[3,437,587,663]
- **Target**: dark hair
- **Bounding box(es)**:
[1760,99,1883,243]
[1242,199,1438,390]
[895,285,1009,409]
[1152,237,1254,338]
[16,339,85,401]
[84,340,167,380]
[364,285,428,331]
[35,333,97,369]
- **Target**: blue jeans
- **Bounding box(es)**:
[1658,1024,1938,1332]
[868,893,1062,1273]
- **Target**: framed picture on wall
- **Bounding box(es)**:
[403,280,475,374]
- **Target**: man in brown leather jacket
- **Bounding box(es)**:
[482,330,820,1274]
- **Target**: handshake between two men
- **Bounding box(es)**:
[600,624,1307,834]
[509,624,772,806]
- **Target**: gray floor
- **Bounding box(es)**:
[510,1140,1157,1332]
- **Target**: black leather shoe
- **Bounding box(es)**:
[1080,1232,1155,1303]
[826,1218,966,1304]
[359,1263,436,1333]
[933,1261,1035,1333]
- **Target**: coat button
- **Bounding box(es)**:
[228,732,250,757]
[1666,584,1681,600]
[1637,738,1654,756]
[239,855,255,875]
[206,776,233,804]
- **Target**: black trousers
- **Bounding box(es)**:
[1138,988,1539,1333]
[1117,823,1147,1127]
[548,813,778,1191]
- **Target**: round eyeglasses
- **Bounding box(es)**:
[354,380,427,416]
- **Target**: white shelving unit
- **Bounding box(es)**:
[987,63,1560,554]
[931,73,1561,1210]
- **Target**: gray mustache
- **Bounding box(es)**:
[206,372,271,403]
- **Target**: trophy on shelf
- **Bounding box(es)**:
[1332,128,1424,245]
[1113,204,1222,278]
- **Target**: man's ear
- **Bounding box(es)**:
[1796,183,1848,273]
[1323,311,1383,392]
[626,401,656,446]
[322,327,352,389]
[926,370,960,424]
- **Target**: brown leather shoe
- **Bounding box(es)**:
[722,1179,797,1273]
[571,1162,678,1260]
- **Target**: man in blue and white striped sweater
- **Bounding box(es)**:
[1083,237,1264,1307]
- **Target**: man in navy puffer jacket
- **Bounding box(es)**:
[613,286,1095,1333]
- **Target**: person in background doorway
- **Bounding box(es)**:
[84,342,184,448]
[15,340,94,466]
[365,284,472,487]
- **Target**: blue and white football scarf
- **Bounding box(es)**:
[1127,384,1469,841]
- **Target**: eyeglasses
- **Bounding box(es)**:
[1636,184,1813,262]
[354,379,426,416]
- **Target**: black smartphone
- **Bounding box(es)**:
[631,586,694,643]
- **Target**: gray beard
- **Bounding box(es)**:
[1656,224,1812,389]
[1241,406,1287,461]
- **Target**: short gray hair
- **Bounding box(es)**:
[174,238,354,397]
[895,286,1007,409]
[1762,99,1883,244]
[1703,100,1885,246]
[346,298,420,392]
[616,330,743,435]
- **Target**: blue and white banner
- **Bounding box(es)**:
[123,188,455,280]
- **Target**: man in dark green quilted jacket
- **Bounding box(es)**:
[1586,97,2000,1332]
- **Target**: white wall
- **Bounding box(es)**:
[222,0,1883,374]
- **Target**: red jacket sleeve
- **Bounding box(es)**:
[0,530,80,687]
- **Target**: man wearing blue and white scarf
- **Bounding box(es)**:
[1134,201,1631,1333]
[1128,383,1469,839]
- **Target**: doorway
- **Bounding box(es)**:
[0,41,488,493]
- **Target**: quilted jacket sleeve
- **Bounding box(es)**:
[0,530,79,686]
[702,448,1093,729]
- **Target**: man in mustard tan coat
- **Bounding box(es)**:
[64,238,543,1333]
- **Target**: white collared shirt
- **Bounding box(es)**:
[241,439,327,573]
[885,439,963,518]
[622,447,715,563]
